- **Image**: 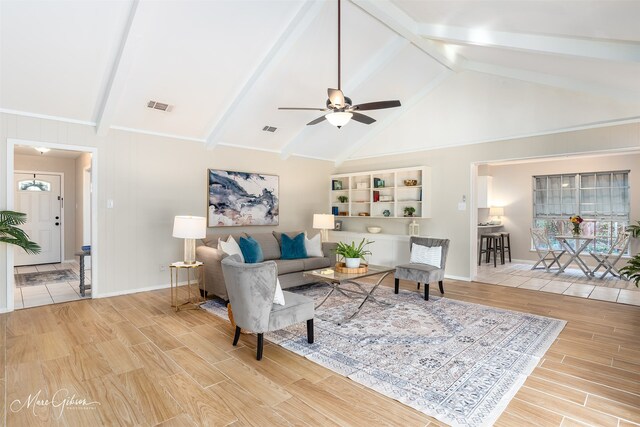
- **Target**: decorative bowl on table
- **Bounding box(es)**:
[367,226,382,234]
[403,179,418,186]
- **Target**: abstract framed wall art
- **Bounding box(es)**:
[207,169,279,227]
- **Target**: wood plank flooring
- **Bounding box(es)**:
[1,279,639,426]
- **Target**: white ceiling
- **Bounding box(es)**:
[1,0,640,163]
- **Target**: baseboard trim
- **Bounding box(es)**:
[445,274,471,282]
[0,307,11,314]
[95,281,189,299]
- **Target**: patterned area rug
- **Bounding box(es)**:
[203,283,565,426]
[14,269,78,287]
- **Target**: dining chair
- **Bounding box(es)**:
[221,255,315,360]
[590,231,631,280]
[530,228,565,271]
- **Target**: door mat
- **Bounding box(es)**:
[15,269,78,287]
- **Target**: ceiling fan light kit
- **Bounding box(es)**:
[279,0,401,129]
[326,111,353,128]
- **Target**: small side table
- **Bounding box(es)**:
[169,262,205,311]
[75,250,91,297]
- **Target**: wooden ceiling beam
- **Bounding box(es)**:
[95,0,140,137]
[203,0,324,149]
[350,0,461,71]
[418,23,640,63]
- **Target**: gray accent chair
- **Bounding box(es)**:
[394,237,450,300]
[221,255,315,360]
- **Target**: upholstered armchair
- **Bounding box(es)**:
[221,255,315,360]
[394,237,450,300]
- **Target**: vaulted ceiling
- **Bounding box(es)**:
[2,0,640,163]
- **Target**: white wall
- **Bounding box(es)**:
[14,153,77,260]
[488,153,640,262]
[1,112,333,310]
[336,123,640,279]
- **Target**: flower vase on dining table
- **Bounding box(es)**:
[572,224,581,236]
[570,215,584,237]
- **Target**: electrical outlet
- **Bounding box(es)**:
[159,264,167,272]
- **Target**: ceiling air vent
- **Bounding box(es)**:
[147,100,173,112]
[262,126,277,133]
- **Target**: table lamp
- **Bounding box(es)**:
[313,214,335,242]
[173,216,206,264]
[489,207,504,224]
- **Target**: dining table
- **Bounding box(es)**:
[554,235,596,277]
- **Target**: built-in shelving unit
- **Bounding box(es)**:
[330,166,431,219]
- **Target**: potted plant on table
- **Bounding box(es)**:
[620,221,640,287]
[335,238,373,269]
[0,210,41,254]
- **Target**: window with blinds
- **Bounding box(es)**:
[532,170,630,253]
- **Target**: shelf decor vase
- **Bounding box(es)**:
[345,258,361,269]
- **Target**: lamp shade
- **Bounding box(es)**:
[325,112,352,128]
[313,214,335,230]
[489,207,504,216]
[172,216,206,239]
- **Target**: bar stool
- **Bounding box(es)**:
[499,232,512,263]
[478,233,503,267]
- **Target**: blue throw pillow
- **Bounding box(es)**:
[238,236,264,263]
[281,233,308,260]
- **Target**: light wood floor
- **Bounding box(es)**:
[1,278,639,426]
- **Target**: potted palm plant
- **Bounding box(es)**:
[620,221,640,287]
[334,238,373,268]
[0,211,41,254]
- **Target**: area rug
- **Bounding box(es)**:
[202,283,565,426]
[14,269,78,287]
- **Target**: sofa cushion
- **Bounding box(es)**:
[303,257,331,271]
[273,231,304,246]
[281,233,307,260]
[202,237,217,247]
[274,259,305,275]
[218,236,244,262]
[245,232,281,260]
[203,233,244,248]
[238,236,264,263]
[304,233,324,257]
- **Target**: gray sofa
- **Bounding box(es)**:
[196,231,337,301]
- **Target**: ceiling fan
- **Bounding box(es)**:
[278,0,401,129]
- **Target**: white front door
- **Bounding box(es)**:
[14,173,62,266]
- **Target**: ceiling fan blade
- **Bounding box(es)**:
[307,115,327,126]
[328,88,345,108]
[351,112,376,125]
[278,107,327,111]
[352,100,401,111]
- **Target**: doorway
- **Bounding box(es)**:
[6,139,98,311]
